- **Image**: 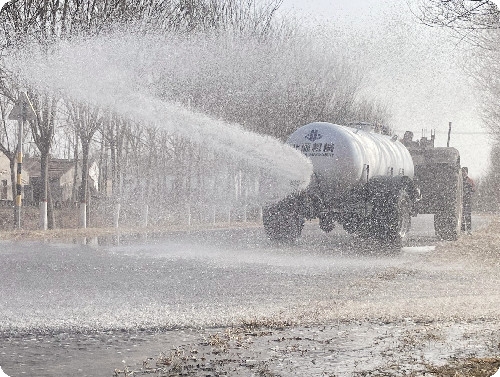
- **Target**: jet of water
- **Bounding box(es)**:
[4,31,313,202]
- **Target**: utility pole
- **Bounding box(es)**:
[447,122,452,148]
[8,92,36,229]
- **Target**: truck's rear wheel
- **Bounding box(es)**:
[388,189,412,246]
[263,200,304,242]
[434,167,463,241]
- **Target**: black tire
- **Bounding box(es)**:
[371,188,411,247]
[342,214,369,238]
[263,200,304,242]
[387,189,412,246]
[434,167,463,241]
[319,213,335,233]
[342,215,360,234]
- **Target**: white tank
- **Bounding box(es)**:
[287,122,414,196]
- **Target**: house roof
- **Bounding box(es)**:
[23,157,76,178]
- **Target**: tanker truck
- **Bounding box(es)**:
[262,122,463,246]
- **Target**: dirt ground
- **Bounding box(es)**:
[3,318,499,377]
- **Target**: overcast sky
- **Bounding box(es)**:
[279,0,386,20]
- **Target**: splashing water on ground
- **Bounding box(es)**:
[4,31,313,201]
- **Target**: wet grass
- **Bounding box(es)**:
[354,358,500,377]
[109,321,500,377]
[427,357,500,377]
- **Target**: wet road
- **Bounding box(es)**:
[0,214,497,376]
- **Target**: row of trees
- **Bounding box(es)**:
[0,0,391,230]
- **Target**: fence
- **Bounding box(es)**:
[0,197,263,231]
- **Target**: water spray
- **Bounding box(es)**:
[5,31,313,205]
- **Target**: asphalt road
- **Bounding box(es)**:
[0,214,498,376]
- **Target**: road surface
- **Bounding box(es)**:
[0,214,498,376]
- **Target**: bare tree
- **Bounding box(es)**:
[99,114,130,227]
[67,100,102,227]
[28,91,58,229]
[412,0,500,43]
[156,31,369,141]
[0,93,18,225]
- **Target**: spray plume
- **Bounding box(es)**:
[4,31,313,201]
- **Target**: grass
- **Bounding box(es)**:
[0,214,261,242]
[428,357,500,377]
[0,204,262,241]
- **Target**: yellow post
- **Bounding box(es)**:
[9,92,36,229]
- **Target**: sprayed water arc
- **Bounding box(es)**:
[5,30,314,216]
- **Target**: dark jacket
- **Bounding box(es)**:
[463,176,475,208]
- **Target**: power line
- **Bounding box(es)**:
[394,130,491,135]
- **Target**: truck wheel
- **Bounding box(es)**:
[342,215,361,234]
[342,214,372,239]
[319,213,335,233]
[372,188,411,247]
[434,167,463,241]
[263,200,304,242]
[387,189,412,246]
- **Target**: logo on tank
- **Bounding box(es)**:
[305,129,322,142]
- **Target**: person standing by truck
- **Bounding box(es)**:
[461,167,475,234]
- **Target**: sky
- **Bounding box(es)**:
[277,0,497,178]
[0,0,496,178]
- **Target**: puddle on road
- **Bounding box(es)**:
[402,245,436,253]
[2,319,500,377]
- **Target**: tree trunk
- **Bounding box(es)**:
[71,130,79,202]
[110,139,117,196]
[79,141,90,228]
[99,127,107,197]
[47,179,55,229]
[39,151,49,230]
[9,155,17,227]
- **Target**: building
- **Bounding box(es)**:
[22,157,98,204]
[0,152,30,202]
